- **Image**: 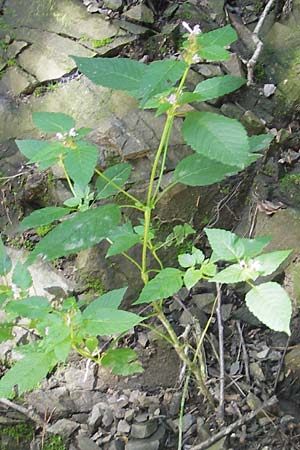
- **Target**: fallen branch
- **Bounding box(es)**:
[190,395,278,450]
[247,0,276,85]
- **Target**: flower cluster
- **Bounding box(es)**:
[56,128,77,141]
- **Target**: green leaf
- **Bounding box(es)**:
[12,262,32,290]
[54,339,71,362]
[16,140,51,161]
[0,324,13,343]
[253,250,292,277]
[6,296,50,319]
[134,268,183,304]
[245,282,292,335]
[205,228,271,262]
[64,141,98,187]
[0,236,12,276]
[182,112,249,168]
[27,204,121,263]
[32,112,75,132]
[248,134,274,153]
[174,153,241,186]
[198,45,231,61]
[28,142,67,169]
[84,287,127,313]
[193,75,245,102]
[107,222,140,257]
[82,308,143,336]
[184,267,203,290]
[73,56,147,93]
[19,207,69,231]
[96,163,132,199]
[198,25,237,48]
[0,351,56,398]
[139,59,187,105]
[213,264,253,283]
[178,248,204,268]
[102,348,143,376]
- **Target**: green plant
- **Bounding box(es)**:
[280,173,300,191]
[0,23,292,405]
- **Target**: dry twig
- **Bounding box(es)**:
[190,395,278,450]
[216,283,225,421]
[236,321,251,384]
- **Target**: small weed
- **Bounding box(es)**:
[42,434,66,450]
[36,223,54,237]
[280,173,300,191]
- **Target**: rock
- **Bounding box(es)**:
[249,362,265,381]
[285,344,300,374]
[3,0,118,41]
[26,387,75,419]
[241,110,265,134]
[123,4,154,24]
[168,392,182,416]
[47,419,80,439]
[6,247,72,301]
[192,293,215,311]
[77,434,101,450]
[263,84,276,97]
[0,66,36,96]
[174,414,196,433]
[221,53,245,78]
[125,425,165,450]
[103,0,123,10]
[16,29,95,82]
[108,440,125,450]
[64,366,96,391]
[246,392,262,411]
[70,390,104,413]
[102,408,114,428]
[87,403,105,430]
[6,40,28,59]
[197,64,223,78]
[130,420,158,439]
[117,419,131,434]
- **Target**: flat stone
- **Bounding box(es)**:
[117,419,131,434]
[0,66,36,96]
[70,390,104,413]
[26,387,75,419]
[3,0,118,40]
[123,4,154,24]
[16,29,95,82]
[64,366,96,390]
[130,420,158,439]
[221,53,245,78]
[125,425,165,450]
[77,435,101,450]
[103,0,123,10]
[7,40,28,59]
[47,419,80,439]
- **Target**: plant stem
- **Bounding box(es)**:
[94,168,142,207]
[178,372,191,450]
[60,159,76,197]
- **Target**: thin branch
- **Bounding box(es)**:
[0,398,44,427]
[247,0,276,85]
[190,396,278,450]
[216,283,225,421]
[177,372,191,450]
[236,321,251,384]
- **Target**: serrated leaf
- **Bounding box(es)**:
[134,268,183,304]
[27,204,121,263]
[102,348,143,376]
[245,282,292,335]
[139,59,187,105]
[82,308,143,336]
[96,163,132,199]
[198,25,237,48]
[64,141,98,187]
[205,228,271,262]
[193,75,245,101]
[54,338,71,362]
[28,142,67,169]
[12,262,32,290]
[75,127,93,139]
[84,287,127,313]
[0,351,56,398]
[0,236,12,276]
[19,207,69,231]
[213,264,253,283]
[0,324,13,343]
[16,139,51,161]
[254,250,292,276]
[184,267,203,290]
[32,112,75,132]
[182,112,249,167]
[178,253,198,268]
[107,222,140,257]
[248,134,274,153]
[73,56,147,93]
[6,296,50,319]
[198,45,231,61]
[174,153,241,186]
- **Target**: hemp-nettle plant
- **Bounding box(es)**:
[0,24,292,403]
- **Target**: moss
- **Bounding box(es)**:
[280,173,300,191]
[79,36,114,48]
[35,223,54,237]
[0,422,34,448]
[80,273,105,295]
[42,434,66,450]
[6,59,16,67]
[253,63,267,82]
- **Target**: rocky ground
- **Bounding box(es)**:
[1,0,300,449]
